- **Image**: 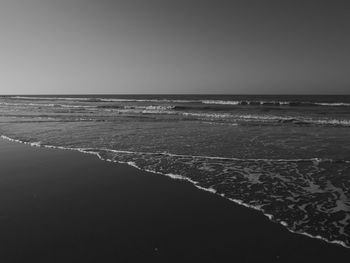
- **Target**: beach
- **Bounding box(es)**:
[1,0,349,261]
[1,138,349,262]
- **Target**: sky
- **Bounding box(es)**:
[0,0,349,94]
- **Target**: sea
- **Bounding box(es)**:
[0,94,349,248]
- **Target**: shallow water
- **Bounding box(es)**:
[1,94,349,247]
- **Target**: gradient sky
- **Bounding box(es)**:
[0,0,349,94]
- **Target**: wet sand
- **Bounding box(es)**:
[0,139,349,262]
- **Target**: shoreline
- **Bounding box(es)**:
[1,134,349,250]
[1,137,350,262]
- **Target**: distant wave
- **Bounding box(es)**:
[7,96,350,107]
[315,102,350,106]
[235,114,350,126]
[8,96,197,103]
[126,105,175,110]
[202,100,241,105]
[202,100,350,107]
[181,112,350,127]
[9,96,93,101]
[1,101,173,111]
[0,102,93,109]
[2,100,349,127]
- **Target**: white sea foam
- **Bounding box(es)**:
[0,102,93,109]
[1,135,347,164]
[202,100,241,105]
[127,105,175,110]
[201,100,350,107]
[232,114,350,126]
[182,112,232,119]
[181,112,350,126]
[315,102,350,107]
[29,141,41,147]
[100,147,330,163]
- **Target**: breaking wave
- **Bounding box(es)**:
[202,100,350,107]
[181,112,350,127]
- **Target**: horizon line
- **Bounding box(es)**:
[1,93,350,96]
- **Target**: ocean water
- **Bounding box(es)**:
[0,94,350,247]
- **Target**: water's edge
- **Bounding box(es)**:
[1,134,349,250]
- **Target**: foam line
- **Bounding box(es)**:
[97,148,350,164]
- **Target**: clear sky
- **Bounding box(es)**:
[0,0,349,94]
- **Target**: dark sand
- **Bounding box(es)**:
[0,139,349,263]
